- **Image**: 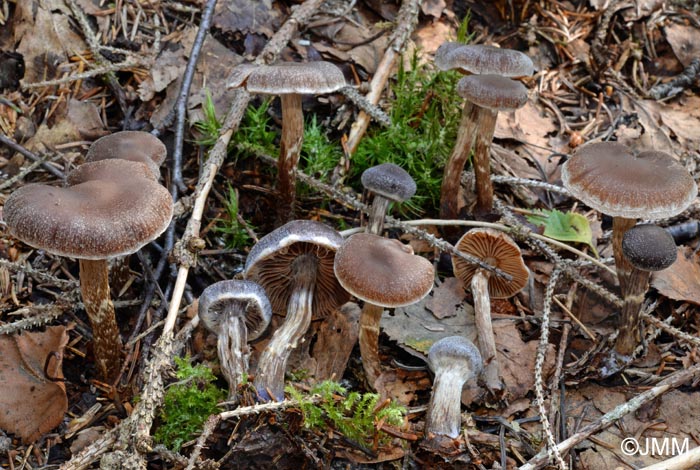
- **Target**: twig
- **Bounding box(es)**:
[643,313,700,349]
[648,58,700,100]
[519,362,700,470]
[532,268,568,470]
[184,414,220,470]
[21,60,141,90]
[0,154,61,191]
[218,396,322,420]
[171,0,219,194]
[0,304,64,335]
[639,444,700,470]
[0,259,77,290]
[344,0,421,154]
[0,134,65,179]
[338,86,391,127]
[491,175,571,196]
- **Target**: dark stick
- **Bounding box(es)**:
[171,0,219,193]
[0,134,65,180]
[648,58,700,100]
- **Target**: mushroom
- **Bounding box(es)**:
[228,62,346,223]
[434,43,533,221]
[561,143,696,359]
[4,159,173,380]
[452,228,528,398]
[361,162,416,234]
[244,220,349,401]
[198,280,272,401]
[619,224,677,345]
[86,130,167,178]
[334,233,434,387]
[424,336,482,443]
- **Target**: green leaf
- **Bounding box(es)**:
[526,209,599,257]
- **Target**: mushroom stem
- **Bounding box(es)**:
[425,365,469,439]
[218,314,249,402]
[471,270,503,397]
[277,93,304,224]
[440,101,478,223]
[611,216,641,357]
[78,259,123,381]
[366,195,391,235]
[254,254,317,401]
[472,107,498,217]
[358,302,384,387]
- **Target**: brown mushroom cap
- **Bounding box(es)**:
[4,160,173,260]
[456,75,528,110]
[243,220,350,318]
[452,228,528,299]
[435,42,535,77]
[561,143,697,219]
[361,163,417,202]
[622,224,678,272]
[334,233,434,307]
[235,61,346,95]
[198,280,272,341]
[85,131,166,177]
[68,159,157,185]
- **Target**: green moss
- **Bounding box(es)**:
[153,356,226,452]
[287,380,406,446]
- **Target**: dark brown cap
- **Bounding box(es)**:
[198,280,272,341]
[243,220,350,318]
[4,160,173,259]
[456,75,528,110]
[561,143,697,219]
[435,42,534,77]
[452,228,528,299]
[229,61,346,95]
[361,163,416,202]
[85,131,166,177]
[334,233,434,307]
[622,224,677,272]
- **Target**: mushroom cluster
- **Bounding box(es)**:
[561,142,696,362]
[4,132,173,380]
[435,43,533,220]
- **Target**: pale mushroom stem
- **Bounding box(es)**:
[218,314,249,402]
[472,107,498,217]
[254,254,317,401]
[78,259,123,381]
[471,270,503,397]
[440,101,478,223]
[425,366,469,439]
[367,195,391,235]
[277,93,304,225]
[358,302,384,387]
[612,216,646,357]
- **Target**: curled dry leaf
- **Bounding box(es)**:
[0,325,69,443]
[651,247,700,305]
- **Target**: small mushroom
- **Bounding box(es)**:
[228,62,346,223]
[86,130,167,178]
[4,159,173,380]
[244,220,349,401]
[452,228,528,398]
[425,336,482,443]
[198,280,272,401]
[435,43,533,221]
[334,233,434,387]
[361,163,416,234]
[561,143,696,360]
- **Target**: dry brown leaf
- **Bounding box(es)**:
[138,39,189,102]
[414,20,453,57]
[0,325,69,443]
[425,278,466,320]
[420,0,446,18]
[307,302,360,381]
[25,99,105,153]
[651,247,700,305]
[664,23,700,67]
[213,0,280,37]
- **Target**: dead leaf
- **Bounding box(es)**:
[0,326,69,443]
[651,247,700,305]
[213,0,280,37]
[307,302,360,381]
[420,0,446,18]
[375,369,431,406]
[425,278,466,319]
[414,20,454,58]
[664,23,700,67]
[138,40,188,102]
[13,0,87,83]
[25,99,105,153]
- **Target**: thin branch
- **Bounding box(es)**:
[0,134,65,179]
[648,58,700,100]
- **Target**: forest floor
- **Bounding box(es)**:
[1,0,700,469]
